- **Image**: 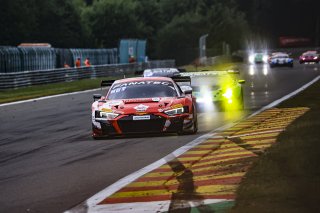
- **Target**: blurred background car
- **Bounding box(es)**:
[248,52,269,64]
[299,51,319,64]
[269,52,294,68]
[143,68,181,77]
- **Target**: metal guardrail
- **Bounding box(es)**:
[0,60,175,89]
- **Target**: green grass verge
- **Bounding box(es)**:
[0,77,122,104]
[231,79,320,213]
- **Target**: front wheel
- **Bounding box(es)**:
[190,107,198,134]
[178,106,198,135]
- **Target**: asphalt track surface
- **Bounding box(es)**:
[0,62,319,213]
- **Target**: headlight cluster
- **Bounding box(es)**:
[263,55,269,63]
[164,107,184,116]
[223,88,233,99]
[96,111,119,120]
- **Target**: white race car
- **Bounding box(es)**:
[269,53,294,68]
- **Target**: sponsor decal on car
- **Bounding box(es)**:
[134,104,149,112]
[171,103,183,109]
[101,108,113,112]
[112,81,171,89]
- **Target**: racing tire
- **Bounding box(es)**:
[190,107,198,134]
[237,89,244,111]
[92,124,109,140]
[178,106,198,135]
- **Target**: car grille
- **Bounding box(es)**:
[117,115,166,133]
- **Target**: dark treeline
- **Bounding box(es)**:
[1,0,319,64]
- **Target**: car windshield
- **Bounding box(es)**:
[303,53,317,57]
[107,81,178,100]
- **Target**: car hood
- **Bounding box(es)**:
[97,97,185,114]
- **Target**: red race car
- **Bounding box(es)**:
[91,77,198,139]
[299,51,319,64]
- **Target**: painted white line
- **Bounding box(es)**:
[66,74,320,213]
[68,199,231,213]
[0,88,102,107]
[65,124,235,213]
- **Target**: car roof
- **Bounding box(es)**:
[272,52,289,57]
[144,68,179,72]
[303,51,317,55]
[114,77,174,84]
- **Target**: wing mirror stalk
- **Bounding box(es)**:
[93,94,102,101]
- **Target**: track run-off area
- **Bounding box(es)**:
[0,62,319,213]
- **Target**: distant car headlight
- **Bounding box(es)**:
[164,107,184,116]
[314,56,318,59]
[248,55,255,64]
[263,55,268,63]
[196,94,213,104]
[96,111,119,120]
[223,88,233,100]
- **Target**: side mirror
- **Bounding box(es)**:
[180,85,193,95]
[238,80,246,84]
[93,94,102,101]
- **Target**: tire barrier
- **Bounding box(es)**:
[0,60,175,89]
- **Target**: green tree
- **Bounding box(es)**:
[156,0,249,64]
[0,0,38,45]
[84,0,147,47]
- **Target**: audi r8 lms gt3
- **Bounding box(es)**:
[269,52,294,68]
[299,51,319,64]
[143,68,181,77]
[91,77,198,139]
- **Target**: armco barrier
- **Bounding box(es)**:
[0,60,175,89]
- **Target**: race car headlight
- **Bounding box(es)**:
[98,112,119,120]
[164,107,184,116]
[223,88,233,100]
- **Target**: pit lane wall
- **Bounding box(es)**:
[0,60,175,89]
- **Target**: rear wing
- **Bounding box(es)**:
[171,76,191,85]
[101,80,115,87]
[180,70,239,77]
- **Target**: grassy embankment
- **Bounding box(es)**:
[231,79,320,213]
[0,77,118,104]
